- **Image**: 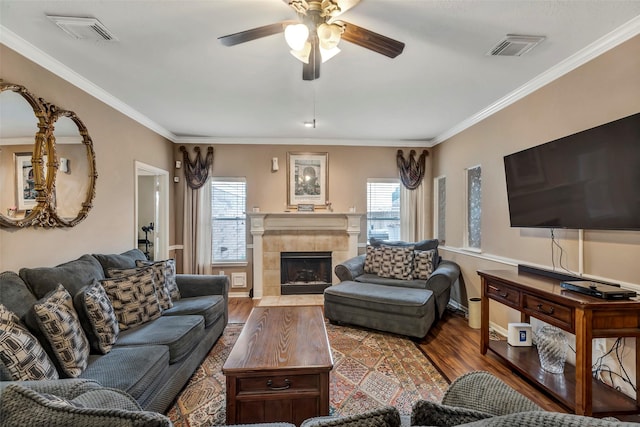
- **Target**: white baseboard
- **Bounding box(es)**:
[229,291,251,298]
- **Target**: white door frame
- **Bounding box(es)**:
[134,161,169,260]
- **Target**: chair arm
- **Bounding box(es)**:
[425,260,460,294]
[334,255,366,282]
[0,378,103,400]
[176,274,229,299]
[441,371,541,416]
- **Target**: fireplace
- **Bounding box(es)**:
[280,251,332,295]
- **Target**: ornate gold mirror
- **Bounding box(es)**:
[0,82,49,227]
[47,108,97,226]
[0,81,97,228]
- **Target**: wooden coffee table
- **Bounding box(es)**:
[223,306,333,426]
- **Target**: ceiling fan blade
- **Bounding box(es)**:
[340,21,405,58]
[218,20,297,46]
[303,39,321,81]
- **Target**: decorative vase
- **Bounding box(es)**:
[536,326,568,374]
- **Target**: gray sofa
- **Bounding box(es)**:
[0,248,228,416]
[325,238,460,338]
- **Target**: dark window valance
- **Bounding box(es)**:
[397,149,428,190]
[180,146,214,190]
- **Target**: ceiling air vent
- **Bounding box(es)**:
[47,16,118,41]
[488,34,545,56]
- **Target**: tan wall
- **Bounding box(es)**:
[0,44,176,272]
[174,144,424,292]
[432,34,640,305]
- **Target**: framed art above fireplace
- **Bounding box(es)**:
[287,152,328,208]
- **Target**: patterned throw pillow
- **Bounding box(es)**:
[135,259,179,307]
[100,267,162,331]
[414,249,436,280]
[363,245,383,274]
[378,245,415,280]
[75,281,119,354]
[108,265,171,311]
[32,285,90,378]
[0,304,59,381]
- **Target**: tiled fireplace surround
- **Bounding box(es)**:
[249,213,362,298]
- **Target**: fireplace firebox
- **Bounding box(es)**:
[280,251,332,295]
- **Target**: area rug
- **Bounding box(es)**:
[166,323,449,426]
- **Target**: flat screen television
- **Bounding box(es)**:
[503,112,640,230]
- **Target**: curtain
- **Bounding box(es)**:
[181,146,214,274]
[400,181,428,241]
[398,149,431,241]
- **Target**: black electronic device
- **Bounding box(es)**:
[561,281,637,300]
[503,112,640,230]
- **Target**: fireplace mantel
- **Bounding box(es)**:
[249,212,362,299]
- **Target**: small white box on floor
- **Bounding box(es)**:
[508,323,532,346]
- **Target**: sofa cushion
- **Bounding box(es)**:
[363,245,383,274]
[136,259,180,301]
[162,295,225,328]
[92,249,148,273]
[302,406,401,427]
[370,237,440,268]
[411,400,493,426]
[130,261,173,310]
[414,249,436,280]
[79,345,169,401]
[31,285,90,378]
[74,281,119,354]
[0,271,38,320]
[324,281,434,317]
[378,245,415,280]
[0,383,172,427]
[354,274,427,290]
[19,254,106,299]
[114,315,205,363]
[107,266,170,313]
[0,304,58,381]
[100,267,162,331]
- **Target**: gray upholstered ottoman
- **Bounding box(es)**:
[323,281,436,338]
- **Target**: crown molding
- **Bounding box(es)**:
[431,15,640,145]
[0,25,177,142]
[173,136,430,147]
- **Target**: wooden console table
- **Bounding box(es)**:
[478,269,640,416]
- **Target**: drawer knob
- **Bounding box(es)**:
[537,304,555,315]
[266,379,291,391]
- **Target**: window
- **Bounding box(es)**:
[367,179,400,241]
[465,166,482,250]
[211,178,246,263]
[434,175,446,243]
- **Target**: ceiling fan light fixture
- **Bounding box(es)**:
[320,45,340,62]
[290,42,312,64]
[317,23,342,49]
[284,23,309,51]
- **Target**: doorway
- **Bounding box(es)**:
[135,161,169,261]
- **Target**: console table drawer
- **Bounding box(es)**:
[486,283,520,307]
[523,294,573,331]
[237,374,320,394]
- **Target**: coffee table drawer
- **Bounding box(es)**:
[238,374,319,393]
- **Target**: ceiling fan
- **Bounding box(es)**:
[218,0,405,81]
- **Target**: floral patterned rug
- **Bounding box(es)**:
[167,322,449,426]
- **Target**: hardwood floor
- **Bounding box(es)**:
[228,297,640,420]
[228,298,568,412]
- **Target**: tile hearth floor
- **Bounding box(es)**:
[256,295,324,307]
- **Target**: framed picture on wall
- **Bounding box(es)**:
[287,152,328,208]
[15,152,43,211]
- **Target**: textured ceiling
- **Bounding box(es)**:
[1,0,639,146]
